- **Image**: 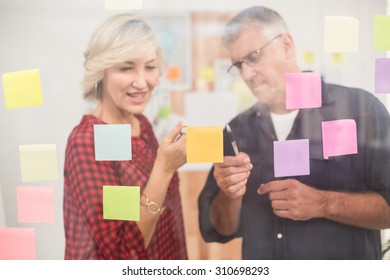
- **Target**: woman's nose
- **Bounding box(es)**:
[131,71,147,88]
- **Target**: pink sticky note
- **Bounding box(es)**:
[322,119,358,159]
[0,228,36,259]
[274,139,310,177]
[375,58,390,93]
[17,186,55,223]
[285,72,322,109]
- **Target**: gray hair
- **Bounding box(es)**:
[222,6,289,47]
[82,14,163,100]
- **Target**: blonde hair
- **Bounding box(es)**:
[223,6,289,47]
[82,14,163,100]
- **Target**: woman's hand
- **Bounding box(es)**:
[155,121,187,175]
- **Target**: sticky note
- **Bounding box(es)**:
[17,186,55,223]
[103,186,140,221]
[186,126,223,163]
[303,51,316,65]
[331,53,346,65]
[199,67,215,83]
[166,66,181,81]
[19,144,59,182]
[324,16,359,53]
[105,0,143,10]
[285,72,322,109]
[274,139,310,177]
[375,58,390,93]
[0,228,36,260]
[2,68,43,109]
[374,15,390,51]
[322,119,358,159]
[94,124,131,161]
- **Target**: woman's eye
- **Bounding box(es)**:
[119,67,132,71]
[146,66,157,71]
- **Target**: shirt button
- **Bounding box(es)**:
[277,233,283,239]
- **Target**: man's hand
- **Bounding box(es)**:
[258,179,325,221]
[213,153,252,199]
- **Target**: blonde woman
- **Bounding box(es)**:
[63,14,187,259]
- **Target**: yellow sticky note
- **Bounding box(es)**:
[103,186,140,221]
[105,0,143,10]
[374,15,390,51]
[331,53,346,64]
[187,126,223,163]
[303,51,316,65]
[19,144,59,182]
[3,68,43,109]
[200,67,215,83]
[324,16,359,53]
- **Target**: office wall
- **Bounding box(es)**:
[0,0,387,259]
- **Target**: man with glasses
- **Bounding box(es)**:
[198,6,390,259]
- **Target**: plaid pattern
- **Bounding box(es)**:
[63,114,187,259]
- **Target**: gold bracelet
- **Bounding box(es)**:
[144,197,166,215]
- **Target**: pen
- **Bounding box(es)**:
[225,124,240,156]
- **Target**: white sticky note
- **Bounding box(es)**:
[19,144,59,182]
[324,16,359,53]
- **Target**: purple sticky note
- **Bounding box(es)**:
[0,228,36,260]
[285,72,322,109]
[322,119,358,159]
[274,139,310,177]
[375,58,390,93]
[17,186,55,223]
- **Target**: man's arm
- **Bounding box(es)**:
[259,179,390,230]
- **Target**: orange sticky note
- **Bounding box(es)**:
[2,68,43,109]
[186,126,223,163]
[166,66,181,81]
[0,228,36,260]
[17,186,55,223]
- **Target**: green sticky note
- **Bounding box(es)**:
[3,68,43,109]
[374,15,390,51]
[103,186,140,221]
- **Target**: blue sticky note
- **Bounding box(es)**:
[274,139,310,177]
[94,124,131,161]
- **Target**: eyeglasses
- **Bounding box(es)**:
[227,34,282,76]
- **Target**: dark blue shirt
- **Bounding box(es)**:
[198,81,390,259]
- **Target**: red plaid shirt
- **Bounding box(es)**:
[63,114,188,259]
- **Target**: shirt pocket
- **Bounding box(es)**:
[307,143,355,191]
